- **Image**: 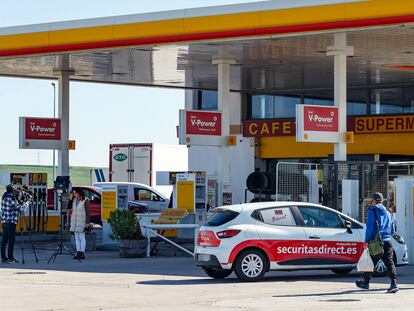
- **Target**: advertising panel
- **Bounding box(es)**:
[19,117,62,150]
[243,119,295,137]
[243,113,414,137]
[179,110,222,146]
[176,173,196,213]
[296,105,340,143]
[101,185,118,221]
[186,111,221,136]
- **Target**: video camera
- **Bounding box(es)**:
[10,185,34,204]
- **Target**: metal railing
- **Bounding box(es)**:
[142,224,199,257]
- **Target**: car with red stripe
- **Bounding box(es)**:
[195,202,408,282]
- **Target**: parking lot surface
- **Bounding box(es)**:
[1,245,413,311]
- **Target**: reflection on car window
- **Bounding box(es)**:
[134,188,162,201]
[298,206,344,228]
[206,211,239,227]
[259,207,296,226]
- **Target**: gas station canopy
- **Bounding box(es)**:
[1,0,414,92]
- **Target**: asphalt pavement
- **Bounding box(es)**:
[0,242,413,311]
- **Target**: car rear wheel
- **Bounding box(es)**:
[202,268,232,279]
[331,268,353,275]
[234,249,268,282]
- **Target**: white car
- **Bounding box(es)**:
[195,202,408,282]
[93,182,170,213]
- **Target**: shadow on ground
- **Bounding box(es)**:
[2,242,413,286]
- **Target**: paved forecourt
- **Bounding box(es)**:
[0,246,413,311]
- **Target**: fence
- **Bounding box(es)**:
[275,162,320,204]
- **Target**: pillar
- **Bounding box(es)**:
[212,48,236,205]
[55,55,73,177]
[327,33,354,162]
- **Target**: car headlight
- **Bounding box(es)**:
[393,234,405,244]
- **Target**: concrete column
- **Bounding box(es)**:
[55,55,73,177]
[213,49,236,205]
[327,33,354,162]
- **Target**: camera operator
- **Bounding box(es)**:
[1,185,30,263]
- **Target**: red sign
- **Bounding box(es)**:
[186,111,221,136]
[242,114,414,138]
[303,106,338,132]
[25,118,61,140]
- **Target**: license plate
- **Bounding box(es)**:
[198,254,211,262]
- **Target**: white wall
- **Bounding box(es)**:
[152,143,188,197]
[186,92,255,205]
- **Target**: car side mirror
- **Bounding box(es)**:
[345,220,352,234]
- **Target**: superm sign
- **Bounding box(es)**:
[296,105,340,143]
[19,117,62,150]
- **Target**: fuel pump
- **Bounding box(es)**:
[9,173,48,233]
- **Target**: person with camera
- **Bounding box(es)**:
[1,185,29,263]
[68,189,90,260]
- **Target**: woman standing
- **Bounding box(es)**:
[69,189,90,260]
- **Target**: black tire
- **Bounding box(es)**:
[331,268,353,275]
[246,172,268,194]
[202,268,232,279]
[234,249,268,282]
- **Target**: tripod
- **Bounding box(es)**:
[19,207,39,264]
[48,192,80,263]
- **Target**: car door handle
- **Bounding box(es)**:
[309,235,321,239]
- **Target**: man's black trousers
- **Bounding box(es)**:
[364,241,397,283]
[1,223,17,260]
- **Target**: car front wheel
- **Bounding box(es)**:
[202,268,232,279]
[234,249,268,282]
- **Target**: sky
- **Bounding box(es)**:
[0,0,256,168]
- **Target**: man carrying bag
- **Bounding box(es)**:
[355,192,399,293]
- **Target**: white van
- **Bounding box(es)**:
[93,182,170,213]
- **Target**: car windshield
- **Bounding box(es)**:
[205,210,239,227]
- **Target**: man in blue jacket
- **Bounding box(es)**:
[356,192,398,293]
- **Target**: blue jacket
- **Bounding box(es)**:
[365,203,394,242]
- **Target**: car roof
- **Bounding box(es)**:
[93,182,148,187]
[219,201,338,213]
[238,201,325,212]
[92,182,167,199]
[218,201,363,225]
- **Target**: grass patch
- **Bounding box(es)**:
[0,165,97,188]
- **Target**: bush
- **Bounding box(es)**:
[107,208,143,241]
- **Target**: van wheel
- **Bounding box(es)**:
[202,268,232,279]
[234,249,268,282]
[331,268,353,275]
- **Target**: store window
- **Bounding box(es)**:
[304,91,334,106]
[250,94,300,119]
[403,87,414,114]
[370,88,403,115]
[347,89,369,116]
[246,86,414,121]
[197,90,218,111]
